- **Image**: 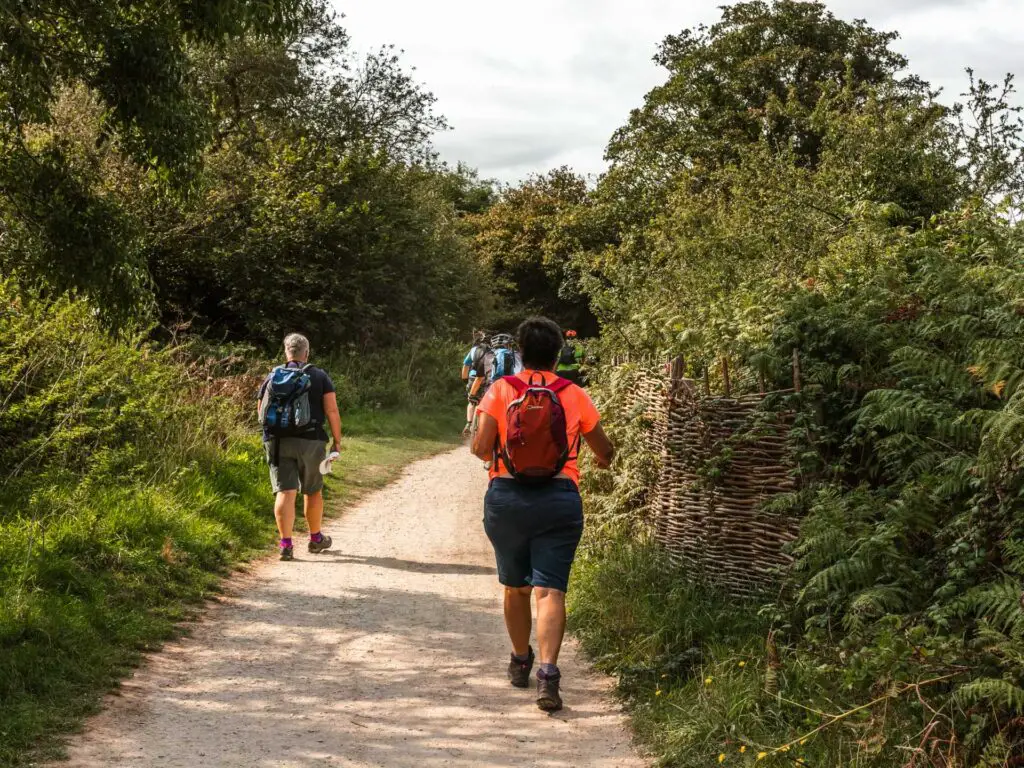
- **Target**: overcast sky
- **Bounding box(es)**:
[335,0,1024,183]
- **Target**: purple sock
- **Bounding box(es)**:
[512,650,531,663]
[538,663,560,680]
[279,537,293,549]
[310,532,323,543]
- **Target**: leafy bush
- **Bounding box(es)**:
[322,337,467,412]
[0,285,272,764]
[559,3,1024,764]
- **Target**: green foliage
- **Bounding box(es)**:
[323,338,467,412]
[602,0,927,231]
[0,0,307,171]
[0,2,483,342]
[565,2,1024,765]
[0,0,309,322]
[578,362,665,534]
[466,167,598,333]
[151,142,486,348]
[0,282,463,765]
[0,283,267,764]
[0,282,243,491]
[144,7,484,347]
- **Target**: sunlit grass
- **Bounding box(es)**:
[0,406,461,767]
[568,531,917,767]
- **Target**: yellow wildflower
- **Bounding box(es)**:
[655,689,662,697]
[738,661,746,668]
[705,676,713,685]
[799,739,807,746]
[739,746,746,753]
[757,753,767,761]
[718,754,726,764]
[780,745,790,753]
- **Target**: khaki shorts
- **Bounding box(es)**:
[264,438,326,494]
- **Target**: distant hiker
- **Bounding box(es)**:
[472,316,615,711]
[462,330,491,435]
[258,333,342,561]
[487,333,521,382]
[556,329,584,384]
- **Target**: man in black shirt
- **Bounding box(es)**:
[257,333,342,560]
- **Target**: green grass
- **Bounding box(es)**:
[315,404,463,508]
[568,532,900,768]
[568,532,771,766]
[0,406,461,767]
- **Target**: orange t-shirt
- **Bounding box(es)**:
[477,370,601,486]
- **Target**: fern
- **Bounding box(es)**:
[954,582,1024,640]
[956,678,1024,713]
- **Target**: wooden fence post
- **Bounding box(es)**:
[669,355,685,398]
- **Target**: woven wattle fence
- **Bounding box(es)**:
[621,359,801,597]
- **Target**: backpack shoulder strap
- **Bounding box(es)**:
[547,377,573,393]
[502,375,528,393]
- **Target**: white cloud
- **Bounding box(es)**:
[335,0,1024,183]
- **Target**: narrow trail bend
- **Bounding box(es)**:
[63,447,644,767]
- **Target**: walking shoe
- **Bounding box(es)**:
[307,534,333,554]
[280,545,294,561]
[507,646,535,688]
[536,673,563,712]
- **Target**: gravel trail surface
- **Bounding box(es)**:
[62,447,644,767]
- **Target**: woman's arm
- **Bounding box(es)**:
[471,412,498,461]
[582,422,614,469]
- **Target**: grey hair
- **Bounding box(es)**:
[284,332,310,360]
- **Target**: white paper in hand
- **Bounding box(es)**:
[319,451,340,475]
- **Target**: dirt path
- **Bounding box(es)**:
[63,447,644,767]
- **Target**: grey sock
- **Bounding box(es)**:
[538,663,559,679]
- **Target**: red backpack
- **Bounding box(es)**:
[497,374,577,484]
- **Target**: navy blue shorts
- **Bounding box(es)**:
[483,478,584,593]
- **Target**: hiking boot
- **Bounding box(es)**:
[536,673,563,712]
[280,545,294,561]
[507,647,535,688]
[308,534,333,554]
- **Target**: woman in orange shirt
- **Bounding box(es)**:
[472,317,614,712]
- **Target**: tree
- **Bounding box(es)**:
[149,142,488,349]
[0,0,308,174]
[606,1,925,188]
[193,3,447,163]
[467,168,598,334]
[0,0,308,324]
[140,7,477,348]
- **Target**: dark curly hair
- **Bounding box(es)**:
[517,316,564,370]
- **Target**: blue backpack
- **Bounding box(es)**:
[259,364,316,437]
[490,348,516,381]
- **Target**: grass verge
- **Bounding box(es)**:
[568,531,940,767]
[568,532,772,766]
[0,406,460,767]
